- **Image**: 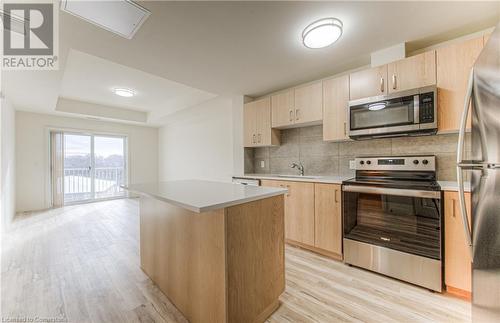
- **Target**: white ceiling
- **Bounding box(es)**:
[59,49,216,124]
[2,1,499,126]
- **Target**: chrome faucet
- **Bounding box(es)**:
[290,162,305,176]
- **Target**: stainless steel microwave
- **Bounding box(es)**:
[348,86,437,140]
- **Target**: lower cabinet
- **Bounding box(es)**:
[260,180,342,259]
[444,191,472,299]
[314,183,342,255]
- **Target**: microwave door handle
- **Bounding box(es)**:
[456,68,474,257]
[414,95,420,124]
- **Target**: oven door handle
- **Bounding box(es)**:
[343,185,441,199]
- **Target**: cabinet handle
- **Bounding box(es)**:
[380,77,384,93]
[452,199,456,217]
[392,74,397,90]
[252,134,256,144]
[286,185,290,197]
[343,122,347,136]
[295,109,300,121]
[334,189,339,203]
[289,109,294,122]
[258,133,262,143]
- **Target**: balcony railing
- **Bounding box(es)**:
[64,167,125,202]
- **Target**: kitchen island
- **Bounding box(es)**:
[124,180,287,323]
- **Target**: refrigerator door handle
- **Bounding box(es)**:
[456,68,474,257]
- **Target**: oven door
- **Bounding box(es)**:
[348,94,419,137]
[342,185,442,260]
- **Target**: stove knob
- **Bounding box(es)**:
[360,160,365,165]
[413,159,419,165]
[422,159,429,165]
[366,160,372,165]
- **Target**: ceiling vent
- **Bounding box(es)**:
[60,0,151,39]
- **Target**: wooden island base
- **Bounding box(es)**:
[139,194,285,323]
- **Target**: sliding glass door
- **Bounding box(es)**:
[62,133,126,205]
[94,136,126,200]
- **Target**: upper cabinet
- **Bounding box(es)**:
[387,50,436,93]
[293,81,323,124]
[349,65,387,100]
[243,97,280,147]
[437,36,483,132]
[271,82,323,128]
[271,90,295,128]
[323,75,350,141]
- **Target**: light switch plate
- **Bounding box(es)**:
[260,160,265,168]
[349,160,356,170]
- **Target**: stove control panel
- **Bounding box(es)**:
[354,156,436,171]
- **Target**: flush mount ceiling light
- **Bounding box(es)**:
[368,102,387,111]
[302,18,343,49]
[113,88,135,97]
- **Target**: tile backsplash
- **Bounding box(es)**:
[245,125,471,181]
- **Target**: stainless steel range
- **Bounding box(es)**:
[342,156,443,292]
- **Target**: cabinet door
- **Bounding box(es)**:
[287,181,315,245]
[437,37,483,132]
[349,65,387,100]
[294,82,323,124]
[244,98,279,147]
[243,101,257,147]
[271,90,295,128]
[444,191,472,293]
[323,75,350,141]
[388,50,436,94]
[254,97,272,146]
[314,184,342,255]
[260,180,291,240]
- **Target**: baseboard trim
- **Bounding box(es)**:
[286,240,343,261]
[446,285,472,301]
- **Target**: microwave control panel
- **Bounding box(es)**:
[419,92,435,123]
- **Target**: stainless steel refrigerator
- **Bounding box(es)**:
[457,22,500,322]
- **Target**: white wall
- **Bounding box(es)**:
[1,98,16,231]
[159,96,244,182]
[15,111,159,212]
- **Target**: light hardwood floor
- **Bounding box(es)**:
[2,199,471,323]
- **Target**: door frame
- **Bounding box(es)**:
[46,127,130,207]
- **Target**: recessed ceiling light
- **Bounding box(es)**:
[302,18,343,49]
[113,88,135,97]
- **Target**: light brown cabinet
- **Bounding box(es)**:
[260,180,342,258]
[314,183,342,256]
[323,75,350,141]
[387,50,436,93]
[243,97,280,147]
[293,81,323,124]
[349,65,388,100]
[271,90,295,128]
[260,180,315,245]
[437,37,483,132]
[444,191,472,298]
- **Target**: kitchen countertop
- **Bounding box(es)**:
[123,180,288,213]
[236,174,350,184]
[438,181,471,192]
[235,174,471,192]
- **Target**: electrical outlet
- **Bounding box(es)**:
[260,160,265,168]
[349,160,356,170]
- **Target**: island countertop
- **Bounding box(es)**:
[123,180,287,213]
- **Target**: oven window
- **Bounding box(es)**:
[350,96,415,130]
[343,191,441,259]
